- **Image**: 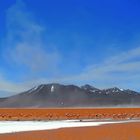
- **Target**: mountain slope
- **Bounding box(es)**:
[0,83,140,108]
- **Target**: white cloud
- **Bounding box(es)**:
[56,46,140,89]
[1,45,140,95]
[0,0,61,96]
[8,43,60,73]
[4,0,60,74]
[30,46,140,90]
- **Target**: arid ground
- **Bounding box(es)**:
[0,108,140,120]
[0,108,140,139]
[0,121,140,140]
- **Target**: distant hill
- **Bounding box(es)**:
[0,83,140,108]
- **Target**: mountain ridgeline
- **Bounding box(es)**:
[0,83,140,108]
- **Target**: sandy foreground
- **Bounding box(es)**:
[0,121,140,140]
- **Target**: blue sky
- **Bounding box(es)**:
[0,0,140,96]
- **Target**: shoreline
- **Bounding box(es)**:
[0,121,140,140]
[0,119,140,134]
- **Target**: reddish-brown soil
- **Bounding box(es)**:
[0,122,140,140]
[0,108,140,120]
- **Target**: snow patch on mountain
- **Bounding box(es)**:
[51,85,54,92]
[28,86,39,93]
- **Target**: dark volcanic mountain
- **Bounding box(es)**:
[0,83,140,108]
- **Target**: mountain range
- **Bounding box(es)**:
[0,83,140,108]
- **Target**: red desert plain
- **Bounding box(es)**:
[0,108,140,140]
[0,108,140,120]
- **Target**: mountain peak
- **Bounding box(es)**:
[81,84,99,90]
[0,83,140,108]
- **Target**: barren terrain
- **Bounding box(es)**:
[0,108,140,120]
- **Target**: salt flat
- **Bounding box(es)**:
[0,119,139,134]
